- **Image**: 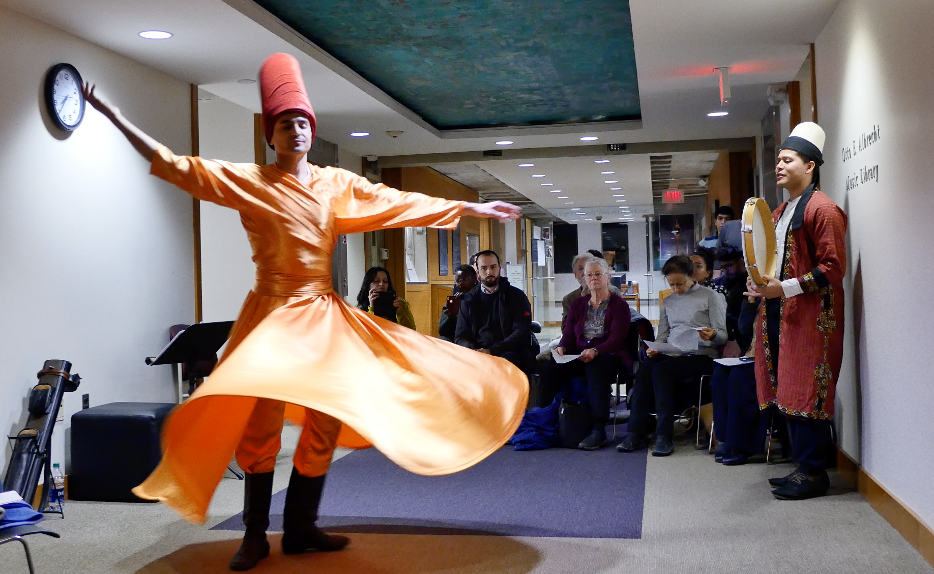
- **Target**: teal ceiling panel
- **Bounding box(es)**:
[254,0,641,130]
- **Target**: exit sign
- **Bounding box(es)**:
[663,189,684,203]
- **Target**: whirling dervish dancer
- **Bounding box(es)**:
[82,53,528,571]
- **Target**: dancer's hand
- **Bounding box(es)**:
[80,81,159,162]
[82,82,119,120]
[463,201,522,222]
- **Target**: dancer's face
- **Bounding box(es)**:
[476,254,500,288]
[271,112,313,154]
[370,271,390,292]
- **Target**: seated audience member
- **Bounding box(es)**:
[698,205,735,249]
[545,257,631,450]
[715,247,749,341]
[561,253,621,330]
[692,247,728,298]
[618,255,727,457]
[711,297,766,465]
[438,264,479,342]
[356,266,416,329]
[455,250,535,374]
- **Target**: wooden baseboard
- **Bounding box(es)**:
[838,449,934,567]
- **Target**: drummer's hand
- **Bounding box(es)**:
[645,348,659,358]
[698,328,716,341]
[744,275,783,299]
[368,288,379,307]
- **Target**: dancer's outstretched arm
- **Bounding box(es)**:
[82,82,160,162]
[461,201,522,222]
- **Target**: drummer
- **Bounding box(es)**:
[745,122,847,500]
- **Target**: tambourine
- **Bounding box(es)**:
[741,198,777,286]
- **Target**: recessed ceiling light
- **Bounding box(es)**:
[584,218,593,221]
[532,174,545,178]
[139,30,173,39]
[565,202,575,205]
[519,163,534,167]
[237,79,256,85]
[707,111,729,117]
[580,136,598,141]
[595,160,610,164]
[601,171,615,175]
[541,183,553,186]
[616,199,626,202]
[569,219,579,222]
[557,196,569,199]
[350,132,369,137]
[604,180,618,184]
[613,194,624,197]
[611,187,622,190]
[496,140,514,145]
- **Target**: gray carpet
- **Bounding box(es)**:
[6,427,932,574]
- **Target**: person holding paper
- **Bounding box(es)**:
[618,255,726,457]
[546,257,631,450]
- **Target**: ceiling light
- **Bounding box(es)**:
[532,174,545,178]
[601,171,615,175]
[584,218,594,221]
[139,30,173,39]
[594,160,610,164]
[549,190,562,194]
[519,163,534,167]
[557,196,569,199]
[565,202,575,205]
[604,180,618,184]
[237,79,256,85]
[495,140,513,146]
[580,136,598,141]
[350,132,369,137]
[616,199,626,202]
[569,219,579,222]
[541,183,553,186]
[611,187,622,191]
[707,111,729,117]
[613,194,624,197]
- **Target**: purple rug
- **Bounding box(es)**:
[213,441,647,538]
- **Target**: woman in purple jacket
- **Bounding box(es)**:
[551,257,631,450]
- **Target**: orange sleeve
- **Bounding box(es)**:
[150,145,261,211]
[328,168,465,235]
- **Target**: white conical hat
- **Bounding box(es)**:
[780,121,825,165]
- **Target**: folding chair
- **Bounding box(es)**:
[0,525,60,574]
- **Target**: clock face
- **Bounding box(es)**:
[45,63,85,131]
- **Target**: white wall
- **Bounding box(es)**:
[338,148,366,303]
[198,96,256,324]
[817,0,934,527]
[0,8,195,473]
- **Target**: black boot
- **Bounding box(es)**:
[281,467,350,555]
[230,471,274,571]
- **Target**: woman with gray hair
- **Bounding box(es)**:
[547,257,632,450]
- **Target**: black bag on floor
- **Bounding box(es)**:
[558,399,593,448]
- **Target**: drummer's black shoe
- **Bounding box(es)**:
[230,472,274,571]
[768,467,800,487]
[771,471,830,500]
[281,468,350,555]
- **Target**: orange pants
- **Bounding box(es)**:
[235,398,342,477]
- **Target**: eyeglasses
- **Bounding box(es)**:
[585,272,606,278]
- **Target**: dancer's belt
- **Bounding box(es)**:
[254,272,334,297]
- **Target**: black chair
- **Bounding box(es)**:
[0,525,60,574]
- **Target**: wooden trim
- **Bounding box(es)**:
[838,449,934,568]
[190,84,203,323]
[809,43,818,123]
[787,80,801,130]
[253,114,266,165]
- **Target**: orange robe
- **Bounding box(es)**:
[133,146,528,523]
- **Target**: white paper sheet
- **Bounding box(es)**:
[669,327,700,352]
[644,340,686,355]
[553,353,582,364]
[714,357,756,366]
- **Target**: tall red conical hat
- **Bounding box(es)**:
[259,53,316,145]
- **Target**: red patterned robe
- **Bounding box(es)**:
[755,187,847,419]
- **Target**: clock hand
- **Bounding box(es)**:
[57,94,71,114]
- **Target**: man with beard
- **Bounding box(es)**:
[455,250,535,375]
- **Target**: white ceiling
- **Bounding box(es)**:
[1,0,840,153]
[1,0,841,216]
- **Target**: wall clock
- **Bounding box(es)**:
[45,63,85,131]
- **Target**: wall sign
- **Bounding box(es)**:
[842,124,881,191]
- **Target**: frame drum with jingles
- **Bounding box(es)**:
[741,198,778,286]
